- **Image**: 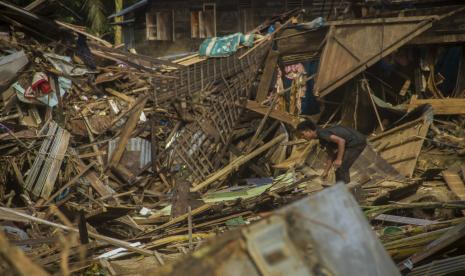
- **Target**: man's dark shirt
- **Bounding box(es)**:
[316,126,366,151]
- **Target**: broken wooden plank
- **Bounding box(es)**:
[399,79,411,96]
[369,106,433,177]
[375,214,436,226]
[105,88,135,104]
[73,156,113,197]
[443,169,465,215]
[398,222,465,271]
[108,97,147,169]
[408,95,465,115]
[154,204,212,233]
[42,161,95,206]
[55,20,113,48]
[245,100,300,127]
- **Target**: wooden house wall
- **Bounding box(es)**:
[128,0,322,57]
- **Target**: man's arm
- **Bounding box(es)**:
[329,135,346,167]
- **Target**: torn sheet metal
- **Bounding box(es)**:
[375,214,437,226]
[43,53,90,76]
[159,184,400,276]
[315,16,437,97]
[274,184,400,276]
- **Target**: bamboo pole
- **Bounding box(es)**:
[361,78,384,132]
[0,207,155,257]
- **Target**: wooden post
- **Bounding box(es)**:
[256,49,279,102]
[362,78,384,132]
[114,0,123,45]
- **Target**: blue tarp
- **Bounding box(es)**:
[199,33,254,57]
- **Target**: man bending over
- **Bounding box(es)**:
[296,121,366,184]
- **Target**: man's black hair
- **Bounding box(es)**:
[296,120,318,132]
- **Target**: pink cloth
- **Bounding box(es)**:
[284,63,306,79]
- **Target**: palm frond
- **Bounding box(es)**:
[83,0,106,35]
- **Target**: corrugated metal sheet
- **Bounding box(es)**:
[108,137,151,169]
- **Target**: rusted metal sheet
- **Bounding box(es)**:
[369,105,433,178]
[315,16,437,97]
[108,137,151,171]
[275,27,326,57]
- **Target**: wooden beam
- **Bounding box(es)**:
[245,100,300,128]
[108,97,147,169]
[409,33,465,45]
[75,159,112,197]
[42,162,95,206]
[191,134,286,192]
[256,49,279,102]
[0,207,155,257]
[443,169,465,216]
[408,96,465,115]
[398,222,465,271]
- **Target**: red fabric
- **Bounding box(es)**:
[38,81,52,94]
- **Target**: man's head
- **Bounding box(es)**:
[296,120,318,140]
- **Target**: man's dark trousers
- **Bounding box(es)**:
[335,143,366,184]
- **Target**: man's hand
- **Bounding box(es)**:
[333,159,342,168]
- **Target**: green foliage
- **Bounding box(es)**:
[82,0,107,36]
[7,0,112,37]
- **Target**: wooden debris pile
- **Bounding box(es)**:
[0,1,465,275]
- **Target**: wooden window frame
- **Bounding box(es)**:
[190,3,216,39]
[146,9,175,41]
